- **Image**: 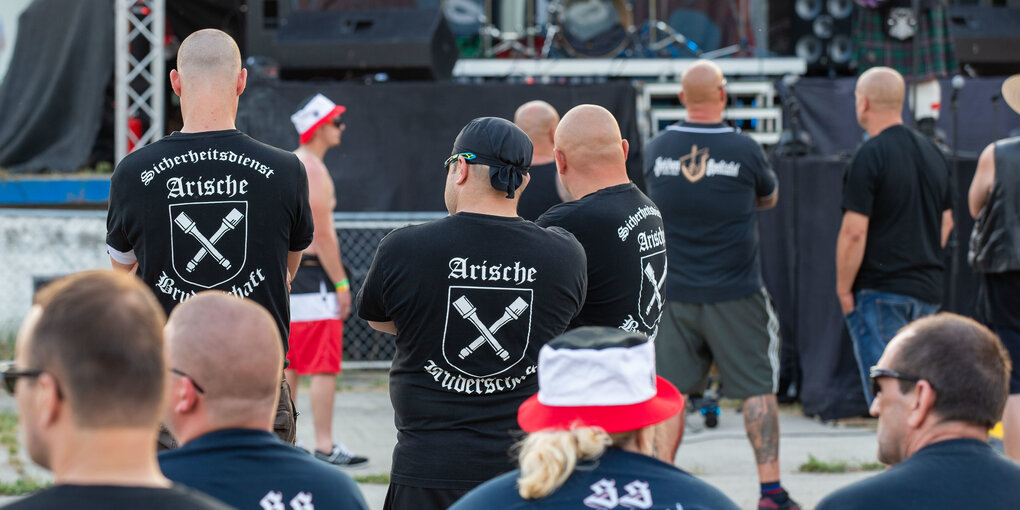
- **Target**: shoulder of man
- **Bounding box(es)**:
[535,199,584,228]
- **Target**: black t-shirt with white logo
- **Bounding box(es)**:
[517,162,562,221]
[643,122,776,304]
[537,183,666,339]
[842,125,951,304]
[357,212,587,489]
[107,130,314,348]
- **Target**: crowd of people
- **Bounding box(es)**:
[1,24,1019,510]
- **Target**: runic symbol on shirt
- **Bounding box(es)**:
[643,263,666,315]
[452,295,517,361]
[173,210,237,270]
[680,144,710,183]
[182,208,244,272]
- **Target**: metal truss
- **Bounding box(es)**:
[115,0,165,163]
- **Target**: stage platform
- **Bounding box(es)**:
[453,57,807,79]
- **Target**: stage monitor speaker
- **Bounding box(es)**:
[246,2,458,81]
[948,6,1020,76]
[791,0,854,76]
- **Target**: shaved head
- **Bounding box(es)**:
[514,101,560,150]
[680,60,725,106]
[555,104,626,174]
[176,29,242,89]
[165,292,282,422]
[856,67,905,112]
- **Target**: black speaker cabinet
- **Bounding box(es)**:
[792,0,854,76]
[246,2,458,81]
[948,6,1020,76]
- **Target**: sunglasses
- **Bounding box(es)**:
[171,368,206,394]
[332,116,345,127]
[443,152,476,169]
[869,366,921,397]
[0,361,44,395]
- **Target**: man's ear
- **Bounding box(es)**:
[554,149,567,175]
[170,69,182,97]
[171,375,201,415]
[678,91,686,107]
[454,158,470,185]
[36,373,63,428]
[621,138,630,160]
[236,68,247,96]
[907,380,937,428]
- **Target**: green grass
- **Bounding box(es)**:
[0,479,50,495]
[0,410,51,495]
[353,473,390,485]
[798,454,884,473]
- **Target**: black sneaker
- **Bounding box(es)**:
[314,443,369,469]
[758,491,801,510]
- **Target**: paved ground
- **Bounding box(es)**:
[0,371,886,510]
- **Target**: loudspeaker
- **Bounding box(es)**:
[246,2,458,81]
[948,6,1020,76]
[792,0,854,76]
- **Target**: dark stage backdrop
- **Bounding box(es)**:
[761,155,980,420]
[237,80,642,211]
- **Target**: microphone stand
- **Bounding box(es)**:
[948,78,961,312]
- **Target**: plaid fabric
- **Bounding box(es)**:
[854,5,957,81]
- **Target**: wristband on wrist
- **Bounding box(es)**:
[334,278,350,291]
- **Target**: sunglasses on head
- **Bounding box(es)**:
[332,116,345,127]
[869,366,921,397]
[170,368,206,394]
[0,361,44,395]
[443,152,476,169]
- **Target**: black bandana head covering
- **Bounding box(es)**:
[450,117,533,199]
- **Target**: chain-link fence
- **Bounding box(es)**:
[0,209,443,367]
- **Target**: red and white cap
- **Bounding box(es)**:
[291,93,346,144]
[518,327,684,434]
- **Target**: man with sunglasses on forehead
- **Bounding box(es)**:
[357,117,587,510]
[1,271,229,509]
[817,313,1020,510]
[286,93,367,467]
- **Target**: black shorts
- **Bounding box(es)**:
[383,483,470,510]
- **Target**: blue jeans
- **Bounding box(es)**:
[844,289,939,405]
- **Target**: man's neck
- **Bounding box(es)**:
[905,420,989,459]
[531,149,555,166]
[297,142,328,162]
[453,196,520,217]
[51,428,170,488]
[866,116,903,138]
[180,96,238,133]
[568,169,630,200]
[684,105,724,124]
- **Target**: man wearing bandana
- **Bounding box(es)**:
[357,118,588,510]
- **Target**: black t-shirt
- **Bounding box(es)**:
[450,448,739,510]
[4,484,234,509]
[160,428,369,510]
[537,183,665,339]
[517,162,562,221]
[357,212,587,489]
[643,122,776,303]
[107,130,314,348]
[842,124,951,304]
[816,438,1020,510]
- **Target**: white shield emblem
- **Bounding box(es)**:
[638,250,667,330]
[442,286,533,378]
[169,201,248,289]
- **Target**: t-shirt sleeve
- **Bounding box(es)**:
[750,140,777,197]
[106,165,133,252]
[356,231,396,322]
[535,202,570,228]
[940,152,953,211]
[842,144,879,216]
[289,157,314,252]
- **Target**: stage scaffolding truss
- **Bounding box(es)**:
[114,0,165,164]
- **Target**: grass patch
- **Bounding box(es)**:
[353,473,390,485]
[0,479,51,495]
[799,454,884,473]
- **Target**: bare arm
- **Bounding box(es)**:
[836,210,869,315]
[968,143,996,219]
[941,209,954,249]
[368,321,397,335]
[305,157,351,320]
[287,251,302,291]
[109,258,137,273]
[756,185,779,210]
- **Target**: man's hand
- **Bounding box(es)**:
[838,291,855,316]
[336,289,352,321]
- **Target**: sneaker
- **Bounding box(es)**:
[758,492,801,510]
[314,443,369,469]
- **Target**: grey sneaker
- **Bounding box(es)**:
[314,443,369,469]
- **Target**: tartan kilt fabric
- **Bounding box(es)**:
[854,6,957,81]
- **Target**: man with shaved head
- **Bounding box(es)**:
[159,292,369,509]
[106,29,314,444]
[3,271,229,509]
[643,60,796,510]
[837,66,953,406]
[514,100,567,220]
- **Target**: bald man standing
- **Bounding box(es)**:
[106,29,314,444]
[160,292,369,510]
[514,100,567,220]
[643,60,796,510]
[837,66,953,406]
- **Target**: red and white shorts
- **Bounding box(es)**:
[287,265,343,375]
